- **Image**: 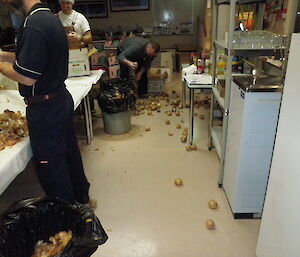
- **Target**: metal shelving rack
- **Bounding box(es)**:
[208,0,288,187]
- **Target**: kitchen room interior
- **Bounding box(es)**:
[0,0,300,256]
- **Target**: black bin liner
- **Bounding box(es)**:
[97,78,136,114]
[0,197,108,257]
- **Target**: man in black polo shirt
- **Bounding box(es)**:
[118,37,160,96]
[0,0,92,206]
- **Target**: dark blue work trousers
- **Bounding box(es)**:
[26,89,90,204]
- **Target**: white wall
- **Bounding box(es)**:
[256,33,300,257]
[86,0,204,49]
[216,5,229,41]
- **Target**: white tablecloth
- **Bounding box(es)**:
[0,70,104,195]
[66,70,104,108]
[184,74,213,89]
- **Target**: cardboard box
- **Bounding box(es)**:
[109,65,120,79]
[160,51,173,69]
[68,48,90,77]
[89,41,107,69]
[148,68,166,93]
[90,52,107,69]
[148,80,164,93]
[149,68,171,83]
[108,55,119,66]
[106,49,118,66]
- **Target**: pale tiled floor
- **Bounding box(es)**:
[84,73,260,257]
[0,73,260,257]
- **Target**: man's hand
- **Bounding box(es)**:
[128,61,138,70]
[121,59,138,70]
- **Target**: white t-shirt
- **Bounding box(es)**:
[58,10,91,37]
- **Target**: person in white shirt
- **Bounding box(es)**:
[58,0,92,47]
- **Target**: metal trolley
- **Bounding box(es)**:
[207,0,297,187]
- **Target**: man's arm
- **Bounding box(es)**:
[0,50,16,63]
[118,47,139,70]
[135,57,154,80]
[80,15,92,46]
[121,58,138,70]
[0,62,36,86]
[9,27,48,86]
[82,31,92,45]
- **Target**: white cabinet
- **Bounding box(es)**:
[223,81,282,218]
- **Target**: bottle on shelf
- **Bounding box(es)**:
[237,57,244,74]
[216,51,227,75]
[205,59,210,74]
[190,52,197,65]
[232,57,239,74]
[196,58,205,74]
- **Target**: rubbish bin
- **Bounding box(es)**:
[97,78,136,135]
[103,111,131,135]
[0,197,108,257]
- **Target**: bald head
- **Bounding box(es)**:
[146,40,160,58]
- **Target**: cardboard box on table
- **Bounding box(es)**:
[68,48,91,78]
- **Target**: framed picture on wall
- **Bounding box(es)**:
[110,0,150,12]
[75,1,108,18]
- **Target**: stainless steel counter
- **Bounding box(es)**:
[233,75,283,93]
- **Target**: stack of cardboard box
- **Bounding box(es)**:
[148,68,168,93]
[106,49,120,79]
[148,50,174,93]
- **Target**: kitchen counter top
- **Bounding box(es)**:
[233,75,283,93]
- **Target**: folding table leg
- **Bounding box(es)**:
[86,95,93,140]
[182,80,186,107]
[83,96,91,145]
[188,89,195,145]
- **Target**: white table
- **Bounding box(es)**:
[66,70,105,144]
[0,70,104,195]
[181,64,197,106]
[184,74,212,145]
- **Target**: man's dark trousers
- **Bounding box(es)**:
[26,90,90,204]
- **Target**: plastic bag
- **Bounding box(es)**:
[0,197,108,257]
[97,78,136,114]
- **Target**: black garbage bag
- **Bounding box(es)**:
[97,78,136,114]
[0,197,108,257]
